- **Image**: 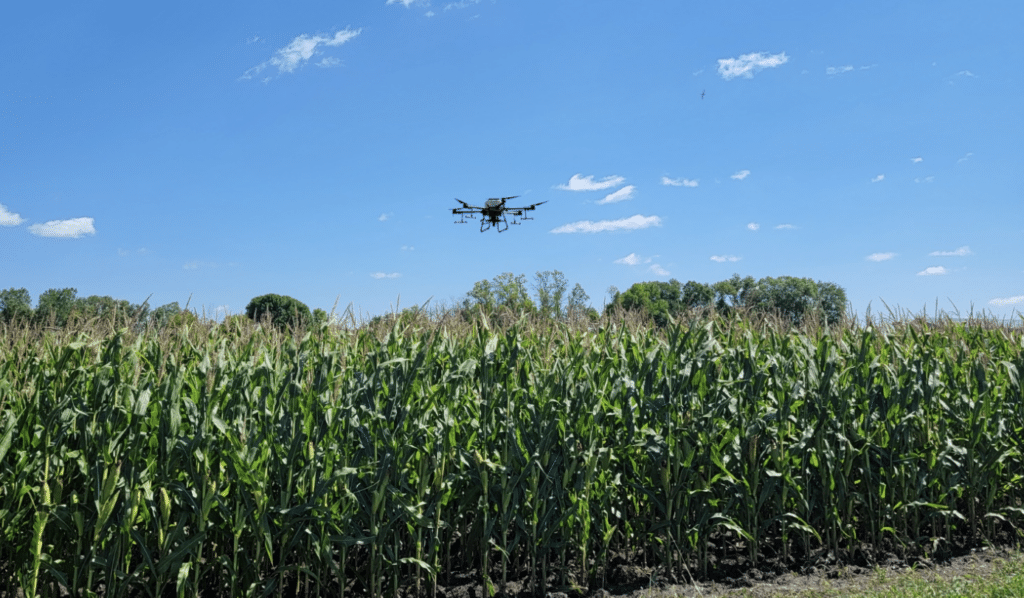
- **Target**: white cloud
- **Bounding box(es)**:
[871,174,885,183]
[550,214,661,234]
[917,266,948,276]
[242,29,361,80]
[929,245,971,256]
[183,261,217,270]
[445,0,479,9]
[747,222,760,231]
[401,245,414,251]
[649,264,670,276]
[692,69,704,76]
[662,176,698,187]
[866,252,896,262]
[371,272,401,279]
[387,0,417,5]
[914,176,934,183]
[989,295,1024,306]
[614,252,650,266]
[826,65,853,75]
[0,204,24,226]
[956,70,976,77]
[710,255,741,262]
[731,170,750,180]
[28,217,95,238]
[957,152,973,163]
[426,10,435,16]
[596,185,636,205]
[775,224,796,229]
[717,51,789,80]
[911,157,923,163]
[379,213,391,221]
[556,173,626,191]
[317,57,340,68]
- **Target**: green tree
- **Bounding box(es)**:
[680,281,715,309]
[742,276,847,325]
[607,279,683,327]
[149,302,182,329]
[567,283,591,317]
[0,287,33,324]
[35,288,78,327]
[71,295,146,328]
[245,294,313,330]
[533,270,568,318]
[712,274,757,312]
[463,273,535,315]
[744,276,816,325]
[814,280,847,325]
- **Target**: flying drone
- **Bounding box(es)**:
[452,196,547,233]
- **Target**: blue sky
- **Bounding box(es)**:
[2,1,1021,321]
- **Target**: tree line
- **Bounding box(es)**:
[0,287,185,329]
[1,272,847,332]
[607,274,847,326]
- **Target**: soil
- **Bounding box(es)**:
[427,545,1023,598]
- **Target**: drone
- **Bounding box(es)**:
[452,196,547,233]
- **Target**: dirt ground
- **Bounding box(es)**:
[430,545,1023,598]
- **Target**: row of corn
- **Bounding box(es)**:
[1,314,1022,597]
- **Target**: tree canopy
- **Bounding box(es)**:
[463,270,596,320]
[608,274,847,326]
[245,293,313,330]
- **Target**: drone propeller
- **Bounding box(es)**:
[526,201,547,210]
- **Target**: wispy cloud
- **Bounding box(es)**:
[596,185,636,205]
[649,264,670,276]
[444,0,480,9]
[556,173,625,191]
[731,170,750,180]
[717,51,788,80]
[775,224,796,229]
[386,0,418,6]
[614,253,641,266]
[747,222,760,231]
[614,252,652,266]
[866,252,896,262]
[662,176,698,187]
[989,295,1024,306]
[957,152,973,163]
[0,204,24,226]
[929,245,971,256]
[911,157,923,163]
[955,70,976,77]
[871,174,885,183]
[550,214,661,234]
[371,272,401,279]
[379,213,392,222]
[914,176,934,183]
[118,248,147,256]
[183,260,218,270]
[241,29,361,81]
[28,217,95,238]
[917,266,948,276]
[826,65,853,75]
[710,255,741,262]
[401,245,414,251]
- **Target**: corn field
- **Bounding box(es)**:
[1,312,1023,597]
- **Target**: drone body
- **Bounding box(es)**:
[452,196,547,232]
